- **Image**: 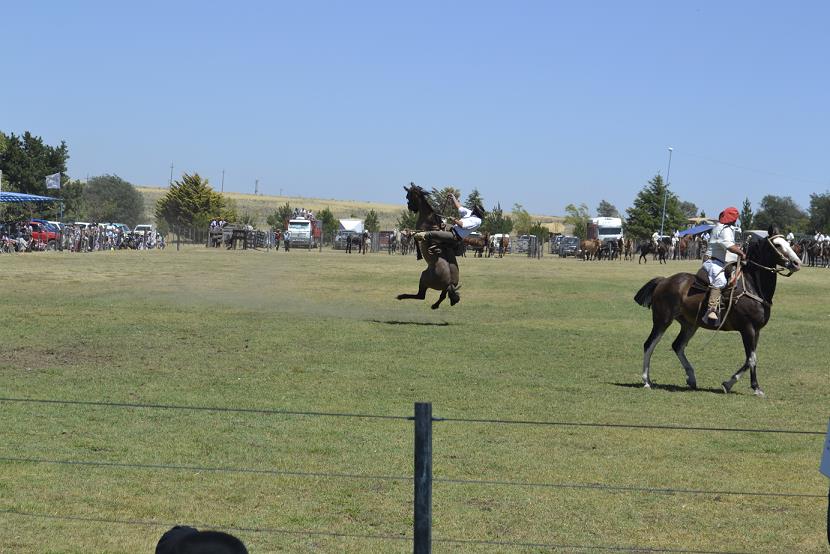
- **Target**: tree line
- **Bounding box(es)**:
[3,131,829,239]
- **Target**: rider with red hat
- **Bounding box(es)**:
[702,206,746,323]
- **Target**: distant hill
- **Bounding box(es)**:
[136,186,566,232]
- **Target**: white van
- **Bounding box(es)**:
[134,224,155,235]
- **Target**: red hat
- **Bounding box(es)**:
[719,206,739,224]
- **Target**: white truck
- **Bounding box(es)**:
[587,217,623,242]
[285,217,321,249]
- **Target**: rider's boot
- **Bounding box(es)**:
[704,286,721,324]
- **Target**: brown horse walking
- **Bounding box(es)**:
[634,227,801,395]
[396,184,460,309]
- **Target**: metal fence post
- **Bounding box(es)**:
[414,402,432,554]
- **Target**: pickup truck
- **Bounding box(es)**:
[29,220,60,250]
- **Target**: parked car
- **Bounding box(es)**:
[558,235,580,257]
[28,220,59,250]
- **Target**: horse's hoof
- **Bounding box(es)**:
[396,295,404,300]
[643,381,652,389]
[687,379,697,390]
[721,381,732,393]
[753,388,765,397]
[430,303,440,310]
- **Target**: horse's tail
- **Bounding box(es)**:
[634,277,663,308]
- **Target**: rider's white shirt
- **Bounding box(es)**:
[453,206,481,239]
[706,223,736,262]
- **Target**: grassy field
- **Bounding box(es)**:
[1,247,828,552]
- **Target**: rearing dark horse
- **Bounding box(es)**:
[396,184,460,309]
[634,226,801,396]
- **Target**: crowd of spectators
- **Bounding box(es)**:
[292,207,314,219]
[1,221,165,253]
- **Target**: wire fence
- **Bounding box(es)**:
[1,396,826,552]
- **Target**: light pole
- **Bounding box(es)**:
[659,147,673,238]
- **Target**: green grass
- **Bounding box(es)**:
[1,248,828,552]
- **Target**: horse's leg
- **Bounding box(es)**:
[747,328,763,396]
[671,321,699,389]
[430,290,447,310]
[396,271,429,301]
[722,327,763,396]
[642,312,671,388]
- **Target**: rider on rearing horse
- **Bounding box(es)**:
[702,206,746,324]
[414,193,484,303]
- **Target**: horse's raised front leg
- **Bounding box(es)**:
[672,321,699,389]
[722,327,763,396]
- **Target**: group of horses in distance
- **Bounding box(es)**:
[793,237,830,268]
[463,232,509,258]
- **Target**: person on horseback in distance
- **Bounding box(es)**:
[702,206,746,323]
[414,193,484,303]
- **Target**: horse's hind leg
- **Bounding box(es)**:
[396,272,429,301]
[672,321,699,389]
[642,317,670,388]
[431,290,447,310]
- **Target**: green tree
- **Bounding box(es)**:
[57,178,86,222]
[739,197,754,230]
[155,173,232,233]
[481,202,513,234]
[624,174,685,239]
[0,131,68,195]
[267,202,293,229]
[364,209,380,232]
[465,188,484,211]
[808,192,830,233]
[563,203,591,240]
[678,200,699,219]
[396,208,417,230]
[429,186,461,218]
[317,207,337,242]
[527,220,550,241]
[753,195,808,233]
[83,174,144,227]
[596,200,619,217]
[511,203,533,235]
[238,211,257,226]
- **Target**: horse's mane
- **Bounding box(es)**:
[409,185,440,214]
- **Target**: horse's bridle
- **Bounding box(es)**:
[745,234,796,277]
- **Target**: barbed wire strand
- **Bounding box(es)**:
[1,456,823,500]
[1,397,823,435]
[0,508,751,553]
[0,397,409,421]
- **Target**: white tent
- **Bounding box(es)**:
[338,219,364,234]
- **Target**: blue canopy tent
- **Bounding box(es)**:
[0,191,60,203]
[677,223,714,237]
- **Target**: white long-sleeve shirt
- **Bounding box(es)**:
[452,206,481,239]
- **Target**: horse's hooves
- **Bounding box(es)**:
[643,381,652,389]
[396,295,404,300]
[721,381,732,393]
[430,304,440,310]
[687,380,697,390]
[753,389,766,397]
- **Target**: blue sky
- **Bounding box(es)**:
[3,1,828,217]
